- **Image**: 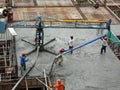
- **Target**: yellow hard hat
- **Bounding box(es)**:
[3,6,7,10]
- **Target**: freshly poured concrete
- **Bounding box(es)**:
[15,25,120,90]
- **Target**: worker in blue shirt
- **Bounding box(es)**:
[20,52,29,75]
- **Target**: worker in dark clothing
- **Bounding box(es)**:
[20,52,29,75]
[100,35,108,54]
[2,6,8,17]
[94,0,99,9]
[68,36,74,54]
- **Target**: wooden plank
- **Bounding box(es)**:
[14,0,73,7]
[8,28,17,36]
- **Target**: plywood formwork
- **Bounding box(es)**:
[36,0,73,6]
[14,0,34,6]
[80,6,119,24]
[0,0,4,6]
[13,7,83,21]
[14,0,73,7]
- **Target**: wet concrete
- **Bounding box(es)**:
[15,25,120,90]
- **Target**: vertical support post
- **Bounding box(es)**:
[12,0,15,7]
[25,77,28,90]
[0,74,1,82]
[44,69,48,90]
[3,45,7,67]
[13,36,18,76]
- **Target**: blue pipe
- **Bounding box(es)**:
[62,34,105,55]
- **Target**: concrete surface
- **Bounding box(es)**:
[15,24,120,90]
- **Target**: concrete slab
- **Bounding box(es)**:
[15,24,120,90]
[111,25,120,35]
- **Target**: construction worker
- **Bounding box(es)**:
[100,35,108,54]
[55,48,65,65]
[94,0,99,9]
[2,6,8,17]
[20,52,29,75]
[68,36,74,54]
[53,79,65,90]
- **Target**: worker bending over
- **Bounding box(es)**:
[55,48,65,65]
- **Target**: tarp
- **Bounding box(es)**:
[107,30,120,45]
[0,21,6,33]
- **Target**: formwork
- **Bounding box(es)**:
[0,27,18,90]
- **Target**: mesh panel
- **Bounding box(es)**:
[107,30,120,45]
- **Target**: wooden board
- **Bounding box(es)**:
[14,0,34,6]
[80,7,119,24]
[36,0,73,6]
[0,0,4,7]
[14,0,73,6]
[13,7,83,21]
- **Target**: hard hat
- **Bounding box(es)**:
[57,79,61,84]
[22,51,26,56]
[3,6,7,10]
[104,36,107,40]
[61,48,65,52]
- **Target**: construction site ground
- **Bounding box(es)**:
[15,24,120,90]
[0,0,120,90]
